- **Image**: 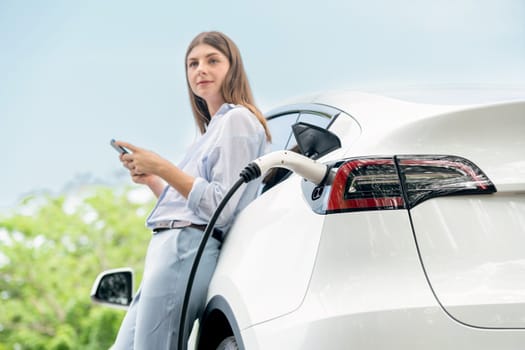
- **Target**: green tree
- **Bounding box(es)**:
[0,186,153,349]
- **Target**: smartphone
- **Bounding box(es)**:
[110,139,129,154]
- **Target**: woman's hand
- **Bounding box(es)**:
[114,140,167,197]
[114,140,195,198]
[115,141,163,175]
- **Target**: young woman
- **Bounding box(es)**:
[111,31,271,349]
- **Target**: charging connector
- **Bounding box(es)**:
[240,150,329,185]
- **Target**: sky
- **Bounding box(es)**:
[1,0,525,213]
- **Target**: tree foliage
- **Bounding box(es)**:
[0,186,153,349]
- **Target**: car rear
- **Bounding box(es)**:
[202,93,525,349]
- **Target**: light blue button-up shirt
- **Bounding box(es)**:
[146,103,267,232]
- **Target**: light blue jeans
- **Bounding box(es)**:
[112,226,221,350]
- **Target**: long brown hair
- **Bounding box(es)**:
[185,31,271,141]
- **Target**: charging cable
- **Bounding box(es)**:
[178,151,329,349]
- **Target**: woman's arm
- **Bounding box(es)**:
[185,109,267,225]
[153,160,194,198]
[141,175,167,198]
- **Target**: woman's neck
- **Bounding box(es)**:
[206,97,226,117]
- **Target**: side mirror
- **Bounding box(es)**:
[292,122,341,159]
[90,268,134,309]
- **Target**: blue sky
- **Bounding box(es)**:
[1,0,525,212]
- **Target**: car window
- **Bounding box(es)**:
[298,112,332,128]
[266,113,299,152]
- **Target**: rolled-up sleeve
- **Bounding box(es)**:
[187,177,208,212]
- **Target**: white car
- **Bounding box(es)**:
[92,91,525,349]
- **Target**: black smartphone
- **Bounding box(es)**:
[110,139,129,154]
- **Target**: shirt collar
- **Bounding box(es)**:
[214,103,236,118]
[207,103,236,130]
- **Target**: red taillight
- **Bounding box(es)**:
[324,155,496,214]
[327,158,405,212]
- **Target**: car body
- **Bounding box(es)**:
[93,91,525,349]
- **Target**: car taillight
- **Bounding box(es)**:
[325,155,496,214]
[327,158,404,212]
[397,155,496,208]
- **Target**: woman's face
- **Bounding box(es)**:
[187,44,230,111]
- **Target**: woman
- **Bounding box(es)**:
[112,31,271,349]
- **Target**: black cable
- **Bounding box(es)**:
[178,167,257,349]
